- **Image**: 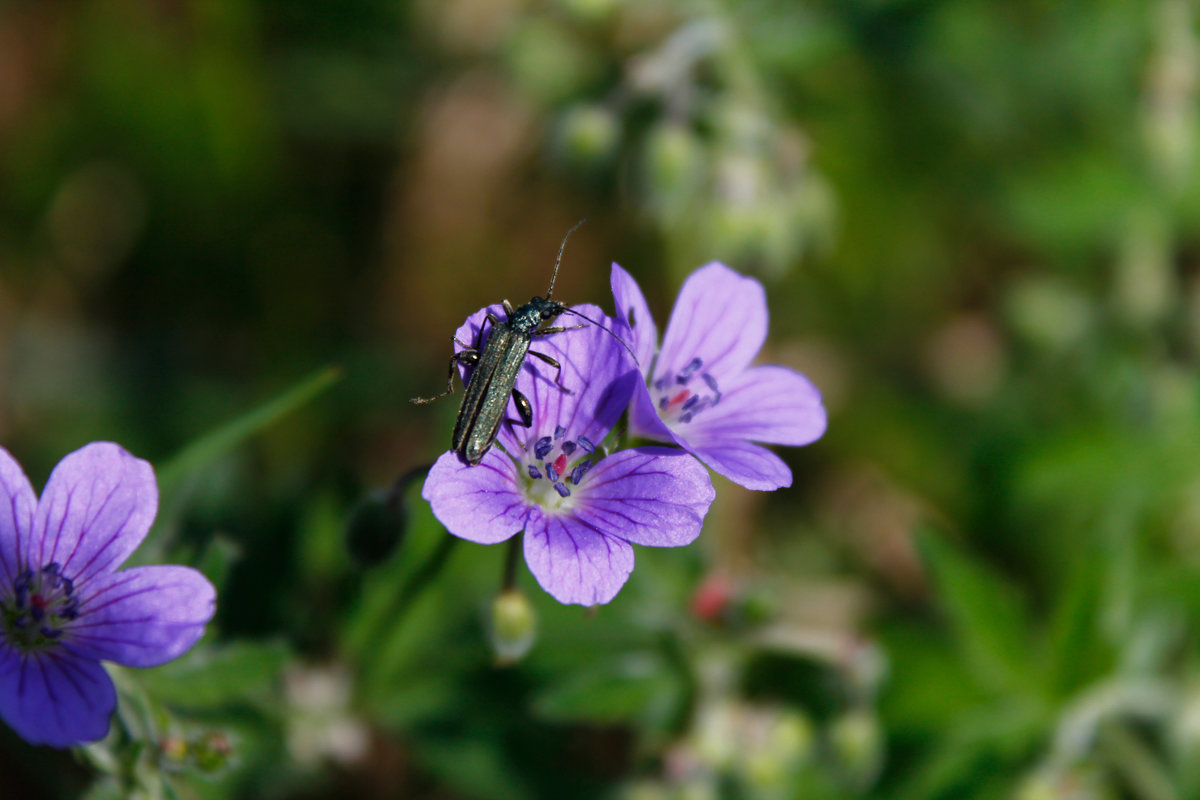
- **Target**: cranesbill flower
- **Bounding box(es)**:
[423,304,716,606]
[0,443,216,748]
[611,262,827,491]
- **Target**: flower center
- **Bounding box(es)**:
[521,425,597,509]
[652,357,721,426]
[0,562,80,650]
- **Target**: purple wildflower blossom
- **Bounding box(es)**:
[0,443,216,748]
[611,262,827,491]
[423,303,716,606]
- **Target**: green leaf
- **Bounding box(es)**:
[416,737,535,800]
[531,652,683,725]
[138,641,289,709]
[917,527,1038,695]
[156,365,341,501]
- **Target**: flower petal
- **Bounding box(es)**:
[610,262,659,372]
[523,510,634,606]
[0,645,116,747]
[687,439,795,491]
[65,566,215,668]
[423,450,531,544]
[657,262,767,382]
[0,448,36,592]
[686,365,827,447]
[31,443,157,584]
[573,448,714,548]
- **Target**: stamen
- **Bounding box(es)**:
[561,441,577,456]
[682,394,701,411]
[554,425,566,440]
[702,373,719,393]
[534,436,553,460]
[528,465,542,479]
[676,357,703,384]
[578,435,595,453]
[570,460,592,484]
[546,462,559,482]
[553,482,570,498]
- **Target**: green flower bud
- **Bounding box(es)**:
[491,589,538,665]
[643,123,705,221]
[828,709,884,788]
[558,105,621,168]
[1004,276,1094,354]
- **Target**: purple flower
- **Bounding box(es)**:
[0,443,216,748]
[611,262,827,491]
[422,304,716,606]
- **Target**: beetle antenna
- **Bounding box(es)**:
[547,218,587,300]
[562,307,641,366]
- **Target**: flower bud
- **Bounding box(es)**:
[192,731,233,773]
[1004,276,1093,354]
[828,709,884,788]
[491,589,538,665]
[643,123,705,220]
[558,105,621,169]
[558,0,618,23]
[346,466,429,566]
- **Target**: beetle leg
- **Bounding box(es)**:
[528,350,574,395]
[509,389,534,428]
[502,299,515,315]
[410,348,479,404]
[531,324,585,337]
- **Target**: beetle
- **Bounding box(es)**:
[411,222,635,465]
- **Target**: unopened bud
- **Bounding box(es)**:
[829,709,883,788]
[491,589,537,665]
[346,466,428,566]
[160,735,188,761]
[192,730,233,772]
[559,105,620,168]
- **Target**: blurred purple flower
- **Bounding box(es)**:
[611,262,827,491]
[423,304,715,606]
[0,443,215,748]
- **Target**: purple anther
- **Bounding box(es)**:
[546,462,559,482]
[680,413,693,424]
[570,460,592,484]
[42,563,60,576]
[528,464,542,480]
[534,436,554,460]
[554,425,566,439]
[561,440,577,456]
[676,357,703,383]
[553,482,571,498]
[702,373,719,393]
[578,435,595,453]
[659,396,670,409]
[60,576,73,596]
[40,626,62,639]
[30,606,44,622]
[682,394,701,411]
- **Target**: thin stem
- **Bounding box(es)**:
[502,533,523,592]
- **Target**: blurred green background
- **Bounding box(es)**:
[4,0,1200,798]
